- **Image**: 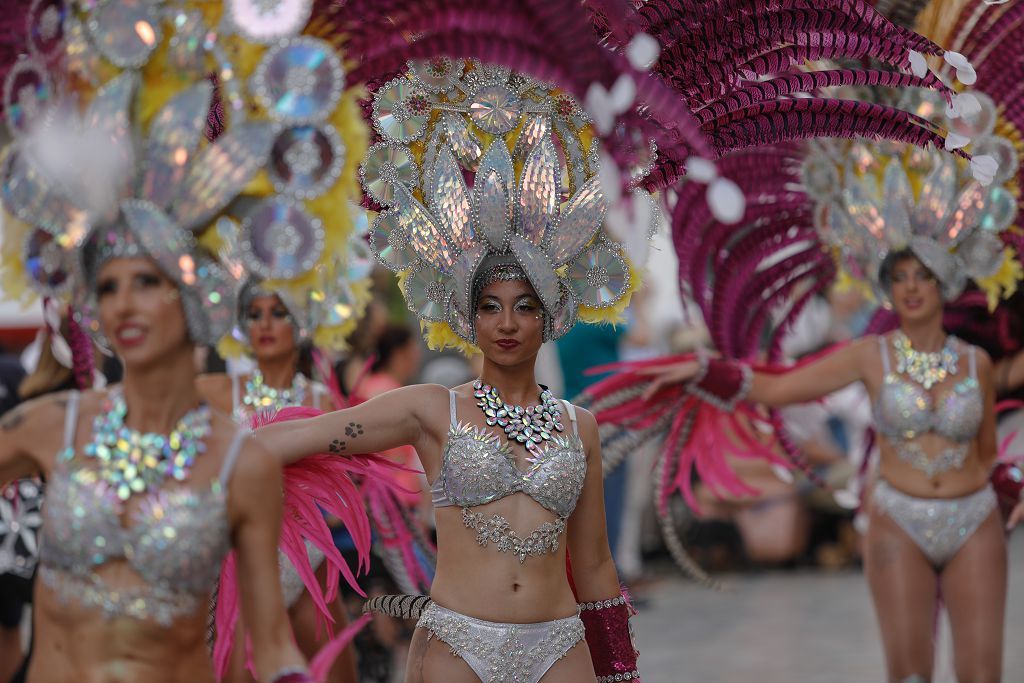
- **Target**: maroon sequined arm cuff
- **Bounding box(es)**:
[268,668,314,683]
[684,352,752,411]
[579,595,641,682]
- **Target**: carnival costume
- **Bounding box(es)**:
[578,0,1024,585]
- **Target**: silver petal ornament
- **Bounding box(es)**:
[139,81,213,210]
[548,175,606,266]
[172,121,275,232]
[518,138,558,247]
[430,147,474,251]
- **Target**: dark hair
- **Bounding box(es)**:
[877,248,935,294]
[371,325,414,373]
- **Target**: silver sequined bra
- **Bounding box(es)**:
[873,337,983,478]
[38,391,246,625]
[431,390,586,560]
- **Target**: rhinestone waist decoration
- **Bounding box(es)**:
[461,507,566,563]
[892,441,970,479]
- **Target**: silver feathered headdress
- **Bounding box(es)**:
[361,62,654,346]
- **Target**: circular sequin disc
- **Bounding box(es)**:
[370,208,417,272]
[24,227,73,296]
[227,0,313,43]
[372,78,429,142]
[269,124,344,199]
[950,92,996,139]
[191,259,236,339]
[360,142,417,207]
[981,186,1017,233]
[253,37,344,124]
[241,199,325,279]
[568,245,629,307]
[468,84,522,135]
[410,57,464,93]
[87,0,161,68]
[403,267,451,322]
[971,135,1018,186]
[28,0,68,60]
[3,58,52,137]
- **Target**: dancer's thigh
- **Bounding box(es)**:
[540,640,596,682]
[405,627,480,683]
[940,509,1005,683]
[864,507,938,680]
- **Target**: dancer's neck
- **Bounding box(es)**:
[898,317,946,353]
[478,358,542,405]
[257,353,300,389]
[120,347,201,433]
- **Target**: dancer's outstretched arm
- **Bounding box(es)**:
[638,337,874,406]
[256,383,448,466]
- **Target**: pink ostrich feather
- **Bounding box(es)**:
[213,406,404,679]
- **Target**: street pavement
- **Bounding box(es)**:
[632,533,1024,683]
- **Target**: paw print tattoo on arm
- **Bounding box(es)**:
[329,439,346,454]
[344,422,364,437]
[330,423,364,455]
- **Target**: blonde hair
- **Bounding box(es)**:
[19,322,75,400]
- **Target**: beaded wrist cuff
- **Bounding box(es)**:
[598,672,641,682]
[579,595,641,683]
[268,667,313,683]
[580,595,628,611]
[685,353,752,411]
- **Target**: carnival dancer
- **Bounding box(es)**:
[198,279,357,683]
[0,1,392,678]
[245,60,645,683]
[0,212,312,682]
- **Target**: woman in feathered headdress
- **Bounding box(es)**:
[253,61,645,683]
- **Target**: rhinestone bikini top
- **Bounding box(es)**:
[431,390,587,520]
[38,391,245,625]
[874,336,982,442]
[873,337,982,477]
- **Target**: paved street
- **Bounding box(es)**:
[633,534,1024,683]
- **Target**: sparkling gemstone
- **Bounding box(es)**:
[468,85,522,134]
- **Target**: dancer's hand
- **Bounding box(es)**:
[637,360,701,401]
[1007,498,1024,531]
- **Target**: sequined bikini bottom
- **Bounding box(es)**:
[416,602,585,683]
[873,480,996,568]
[279,541,326,608]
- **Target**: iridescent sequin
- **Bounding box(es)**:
[40,393,232,625]
[431,391,586,561]
[417,602,585,683]
[873,480,996,567]
[236,369,309,420]
[874,336,982,478]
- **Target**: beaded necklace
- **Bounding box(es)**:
[892,331,959,390]
[242,369,308,413]
[473,379,565,456]
[77,389,211,500]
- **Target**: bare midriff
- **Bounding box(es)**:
[28,583,214,683]
[428,496,579,623]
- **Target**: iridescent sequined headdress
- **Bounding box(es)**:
[1,0,371,352]
[804,90,1020,306]
[361,62,656,348]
